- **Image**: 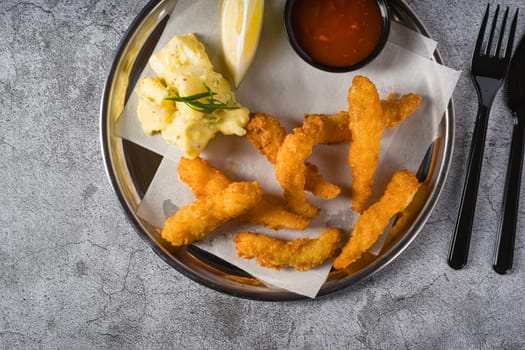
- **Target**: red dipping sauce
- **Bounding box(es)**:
[291,0,383,67]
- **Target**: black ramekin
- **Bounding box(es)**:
[284,0,391,73]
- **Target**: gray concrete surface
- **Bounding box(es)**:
[1,0,525,349]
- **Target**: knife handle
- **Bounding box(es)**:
[494,110,525,274]
[449,105,490,269]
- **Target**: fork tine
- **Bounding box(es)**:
[474,4,490,56]
[486,5,500,55]
[504,9,519,59]
[496,7,509,58]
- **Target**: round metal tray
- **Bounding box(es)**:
[100,0,455,300]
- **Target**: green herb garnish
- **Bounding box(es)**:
[202,115,221,125]
[165,84,239,115]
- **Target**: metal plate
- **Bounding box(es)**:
[100,0,454,300]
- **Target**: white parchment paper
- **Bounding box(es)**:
[115,0,460,298]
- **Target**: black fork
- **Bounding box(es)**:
[449,4,518,269]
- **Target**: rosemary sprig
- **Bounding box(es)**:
[165,84,239,115]
[202,115,221,125]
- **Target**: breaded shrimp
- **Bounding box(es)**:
[304,163,341,200]
[333,170,420,270]
[347,76,421,212]
[234,228,342,271]
[247,113,340,200]
[161,181,263,246]
[178,157,309,230]
[381,93,422,129]
[347,76,385,212]
[275,128,320,218]
[302,111,352,144]
[246,112,287,164]
[178,157,231,198]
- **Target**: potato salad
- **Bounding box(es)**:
[135,33,249,158]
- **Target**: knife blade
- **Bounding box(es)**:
[494,30,525,274]
[506,33,525,111]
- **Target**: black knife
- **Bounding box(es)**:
[493,32,525,274]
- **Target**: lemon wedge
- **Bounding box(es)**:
[221,0,264,88]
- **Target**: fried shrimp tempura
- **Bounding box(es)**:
[347,76,421,212]
[347,76,384,212]
[304,163,340,200]
[275,128,320,218]
[239,196,310,230]
[246,112,287,164]
[301,94,418,144]
[333,170,420,270]
[385,182,429,247]
[178,157,309,230]
[381,93,422,129]
[161,181,263,246]
[247,112,339,200]
[303,112,351,144]
[234,228,342,271]
[178,157,231,198]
